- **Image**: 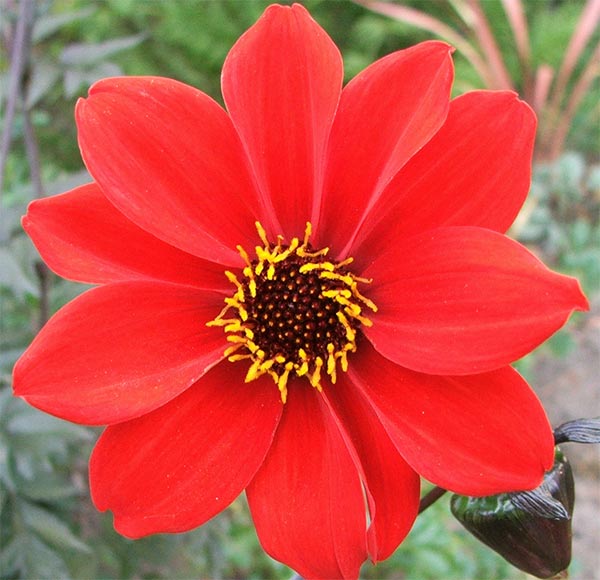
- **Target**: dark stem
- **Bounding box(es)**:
[418,486,448,514]
[21,31,52,329]
[2,0,50,328]
[0,0,35,196]
[23,109,44,198]
[34,261,50,329]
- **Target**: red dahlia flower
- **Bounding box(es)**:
[13,4,588,578]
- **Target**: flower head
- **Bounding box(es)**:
[13,4,588,578]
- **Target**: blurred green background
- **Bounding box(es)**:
[1,1,598,578]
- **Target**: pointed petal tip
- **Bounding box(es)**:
[559,271,590,316]
[364,228,592,376]
[418,38,455,56]
[574,279,590,312]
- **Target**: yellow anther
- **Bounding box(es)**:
[299,261,335,274]
[225,270,242,287]
[297,360,309,376]
[303,222,312,246]
[339,350,349,372]
[248,278,257,297]
[298,246,329,259]
[341,300,362,317]
[336,311,356,342]
[277,362,294,404]
[322,288,352,300]
[224,321,243,333]
[237,245,252,267]
[224,344,243,358]
[255,221,270,248]
[256,246,270,262]
[326,343,337,384]
[320,271,355,286]
[350,311,374,327]
[245,358,264,382]
[260,359,276,372]
[347,285,377,312]
[228,353,252,362]
[309,357,324,388]
[273,237,299,262]
[240,341,256,354]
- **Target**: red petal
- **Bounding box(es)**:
[76,77,262,266]
[247,384,367,579]
[363,227,589,375]
[90,362,282,537]
[352,91,537,261]
[13,282,226,425]
[222,4,342,239]
[23,183,230,291]
[317,41,453,255]
[350,342,555,495]
[323,381,420,563]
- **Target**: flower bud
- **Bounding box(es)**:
[450,449,574,578]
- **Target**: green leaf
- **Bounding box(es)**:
[23,535,71,579]
[22,501,91,553]
[0,247,38,298]
[7,409,91,441]
[25,61,62,109]
[32,7,97,43]
[19,474,82,502]
[63,61,121,97]
[0,535,23,578]
[60,33,146,67]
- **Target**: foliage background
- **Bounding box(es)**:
[1,0,598,578]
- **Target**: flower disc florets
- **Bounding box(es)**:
[208,222,377,402]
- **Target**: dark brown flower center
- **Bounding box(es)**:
[207,222,376,402]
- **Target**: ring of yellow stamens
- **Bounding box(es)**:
[207,222,377,403]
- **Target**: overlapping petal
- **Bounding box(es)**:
[90,363,282,537]
[76,76,262,266]
[363,226,589,375]
[351,91,537,262]
[222,3,343,239]
[13,282,226,425]
[349,341,555,496]
[23,183,230,291]
[247,384,367,580]
[323,381,420,563]
[318,41,454,255]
